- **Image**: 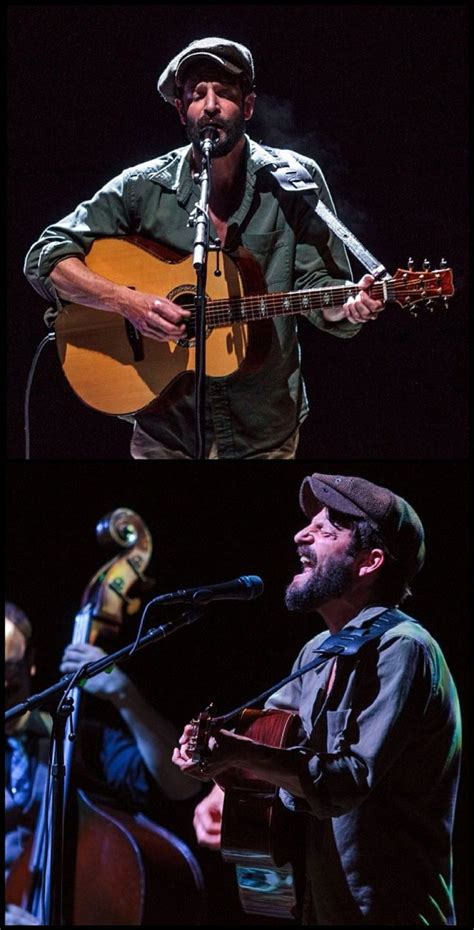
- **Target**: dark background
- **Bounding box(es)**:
[5,460,470,924]
[6,3,470,924]
[7,4,469,461]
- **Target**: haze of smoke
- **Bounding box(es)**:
[250,93,369,241]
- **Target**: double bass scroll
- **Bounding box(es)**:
[79,507,155,640]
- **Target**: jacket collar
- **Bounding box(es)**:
[145,135,280,190]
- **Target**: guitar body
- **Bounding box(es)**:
[220,708,304,920]
[54,237,271,415]
[53,234,454,416]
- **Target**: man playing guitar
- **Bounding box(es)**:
[24,38,384,459]
[172,473,461,926]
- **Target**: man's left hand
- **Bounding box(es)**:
[343,273,384,324]
[172,723,249,781]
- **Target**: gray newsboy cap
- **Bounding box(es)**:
[157,37,255,105]
[300,473,426,581]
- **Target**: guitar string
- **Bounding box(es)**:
[182,280,449,309]
[176,278,451,329]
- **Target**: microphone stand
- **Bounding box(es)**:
[5,605,204,925]
[189,128,219,460]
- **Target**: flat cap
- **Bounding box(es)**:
[157,36,255,104]
[300,473,426,581]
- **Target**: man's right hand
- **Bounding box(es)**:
[50,256,191,343]
[193,783,225,849]
[120,290,191,343]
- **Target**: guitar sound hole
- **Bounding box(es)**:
[169,287,211,348]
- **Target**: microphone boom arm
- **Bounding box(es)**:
[5,605,205,723]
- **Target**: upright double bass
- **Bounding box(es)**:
[6,509,206,925]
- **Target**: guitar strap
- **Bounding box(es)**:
[214,608,410,725]
[261,146,390,280]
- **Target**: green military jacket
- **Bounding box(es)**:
[24,137,360,457]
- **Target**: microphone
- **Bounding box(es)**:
[150,575,264,606]
[199,125,220,157]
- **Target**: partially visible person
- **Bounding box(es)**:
[173,474,462,926]
[5,602,44,925]
[5,601,201,925]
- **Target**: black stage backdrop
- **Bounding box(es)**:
[7,4,469,461]
[6,460,470,924]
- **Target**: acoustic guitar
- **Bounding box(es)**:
[54,236,455,415]
[190,706,304,921]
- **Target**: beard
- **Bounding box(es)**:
[285,553,356,612]
[186,113,247,158]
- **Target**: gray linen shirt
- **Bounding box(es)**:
[23,137,359,457]
[265,606,462,925]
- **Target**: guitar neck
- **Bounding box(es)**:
[206,280,389,328]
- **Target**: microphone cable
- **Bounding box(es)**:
[24,331,56,459]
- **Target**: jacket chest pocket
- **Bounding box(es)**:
[242,230,289,284]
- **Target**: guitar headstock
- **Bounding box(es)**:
[390,258,454,316]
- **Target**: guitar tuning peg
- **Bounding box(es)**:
[408,305,418,318]
[423,258,431,271]
[408,257,414,270]
[426,300,434,313]
[440,258,447,268]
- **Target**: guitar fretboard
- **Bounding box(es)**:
[202,281,393,328]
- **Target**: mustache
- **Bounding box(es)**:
[297,547,317,566]
[198,119,226,131]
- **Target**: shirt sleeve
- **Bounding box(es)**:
[97,723,157,811]
[76,716,156,812]
[23,170,134,305]
[295,635,436,819]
